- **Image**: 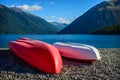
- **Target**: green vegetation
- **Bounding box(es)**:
[59,0,120,34]
[0,5,58,34]
[91,25,120,35]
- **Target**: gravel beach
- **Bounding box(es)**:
[0,48,120,80]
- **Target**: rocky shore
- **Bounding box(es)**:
[0,48,120,80]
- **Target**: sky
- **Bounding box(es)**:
[0,0,107,24]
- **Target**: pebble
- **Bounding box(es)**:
[0,48,120,80]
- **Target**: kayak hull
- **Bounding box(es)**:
[53,42,101,61]
[8,38,62,74]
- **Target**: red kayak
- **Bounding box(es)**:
[8,38,62,74]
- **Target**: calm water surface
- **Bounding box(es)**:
[0,34,120,48]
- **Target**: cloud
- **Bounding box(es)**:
[58,17,71,24]
[12,4,42,11]
[45,16,71,24]
[51,16,56,18]
[46,19,52,22]
[44,16,56,22]
[10,5,14,7]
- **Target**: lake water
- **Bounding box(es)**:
[0,34,120,48]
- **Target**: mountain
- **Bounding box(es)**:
[50,22,68,31]
[0,4,58,34]
[59,0,120,34]
[91,25,120,35]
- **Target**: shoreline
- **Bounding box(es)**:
[0,48,120,80]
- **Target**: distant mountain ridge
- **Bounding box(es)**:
[59,0,120,34]
[0,4,58,34]
[50,22,68,31]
